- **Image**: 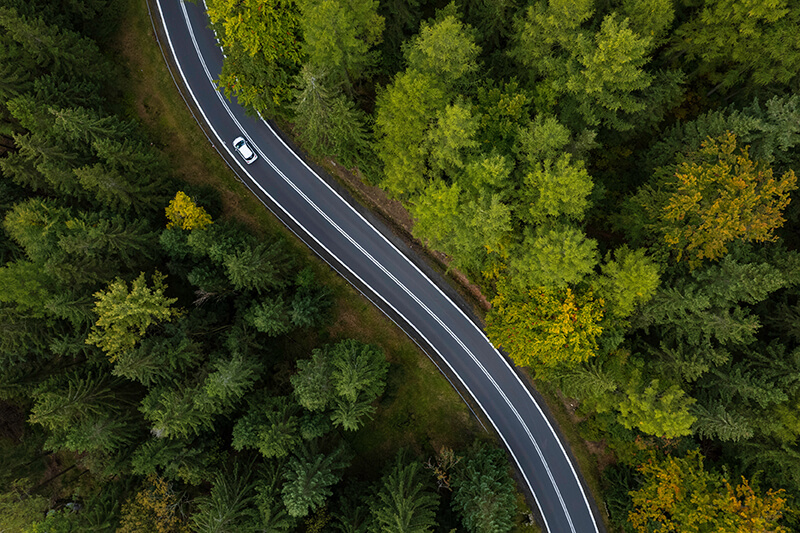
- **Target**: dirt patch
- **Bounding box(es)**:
[0,401,26,441]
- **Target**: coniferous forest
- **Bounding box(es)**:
[2,0,800,531]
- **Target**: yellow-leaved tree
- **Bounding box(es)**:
[661,132,797,267]
[165,191,212,231]
[629,450,788,533]
[486,278,604,368]
[117,475,190,533]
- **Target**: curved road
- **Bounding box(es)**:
[153,2,603,531]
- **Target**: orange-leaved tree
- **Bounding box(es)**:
[661,132,797,267]
[486,278,604,369]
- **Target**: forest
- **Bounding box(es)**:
[207,0,800,530]
[0,0,523,532]
[1,0,800,531]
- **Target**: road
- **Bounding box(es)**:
[152,2,604,531]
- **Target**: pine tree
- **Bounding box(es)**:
[296,0,384,86]
[292,348,336,412]
[191,463,259,533]
[86,271,180,361]
[254,461,297,532]
[282,444,351,517]
[232,396,302,459]
[244,297,292,336]
[372,451,439,533]
[330,396,376,431]
[451,444,516,533]
[330,339,388,403]
[224,240,290,293]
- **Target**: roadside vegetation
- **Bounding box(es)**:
[0,0,539,532]
[209,0,800,530]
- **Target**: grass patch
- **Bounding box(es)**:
[112,0,482,470]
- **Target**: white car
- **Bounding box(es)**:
[233,137,257,164]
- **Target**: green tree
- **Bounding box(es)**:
[672,0,800,88]
[0,7,106,81]
[596,246,660,319]
[223,240,290,293]
[617,379,695,438]
[425,101,479,176]
[291,348,336,411]
[131,438,219,486]
[403,10,480,86]
[508,224,598,289]
[86,271,180,361]
[329,396,377,431]
[207,0,302,110]
[519,153,593,224]
[297,0,384,85]
[139,384,212,440]
[372,452,439,533]
[375,69,446,196]
[244,297,293,337]
[197,355,262,412]
[451,444,516,533]
[191,464,259,533]
[232,396,303,459]
[291,66,370,169]
[282,445,351,517]
[254,461,297,532]
[329,339,388,403]
[566,14,653,130]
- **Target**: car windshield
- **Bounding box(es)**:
[234,139,245,149]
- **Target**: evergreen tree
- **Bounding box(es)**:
[224,239,291,293]
[191,463,259,533]
[86,271,180,361]
[297,0,384,86]
[329,339,388,403]
[281,444,351,517]
[371,451,439,533]
[451,444,516,533]
[292,348,336,412]
[232,395,303,459]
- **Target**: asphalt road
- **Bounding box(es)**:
[153,2,604,531]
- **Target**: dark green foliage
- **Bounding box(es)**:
[224,239,292,293]
[451,444,516,533]
[371,451,439,532]
[191,461,260,532]
[281,443,352,517]
[131,437,220,485]
[292,66,372,169]
[232,395,303,459]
